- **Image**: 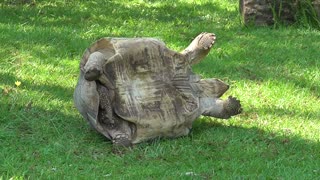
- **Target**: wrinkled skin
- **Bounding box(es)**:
[74,32,242,146]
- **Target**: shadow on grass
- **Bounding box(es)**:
[191,118,318,149]
[0,0,239,61]
[0,99,115,177]
[131,118,320,178]
[0,1,235,26]
[193,119,318,155]
[245,107,320,122]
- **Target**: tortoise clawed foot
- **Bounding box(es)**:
[198,32,216,50]
[225,96,242,116]
[112,134,132,147]
[182,32,217,64]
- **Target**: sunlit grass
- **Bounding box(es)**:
[1,0,319,179]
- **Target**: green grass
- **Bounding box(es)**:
[0,0,319,179]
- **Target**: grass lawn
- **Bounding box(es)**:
[1,0,319,179]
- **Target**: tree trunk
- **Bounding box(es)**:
[313,0,320,19]
[240,0,320,26]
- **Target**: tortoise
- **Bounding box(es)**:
[74,32,242,146]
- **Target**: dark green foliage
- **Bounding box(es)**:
[295,0,320,29]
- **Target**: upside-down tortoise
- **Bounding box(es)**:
[74,32,242,146]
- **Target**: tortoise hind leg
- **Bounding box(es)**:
[181,32,216,64]
[200,96,242,119]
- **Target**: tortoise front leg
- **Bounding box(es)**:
[97,83,136,147]
[83,51,114,89]
[200,96,242,119]
[181,32,216,64]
